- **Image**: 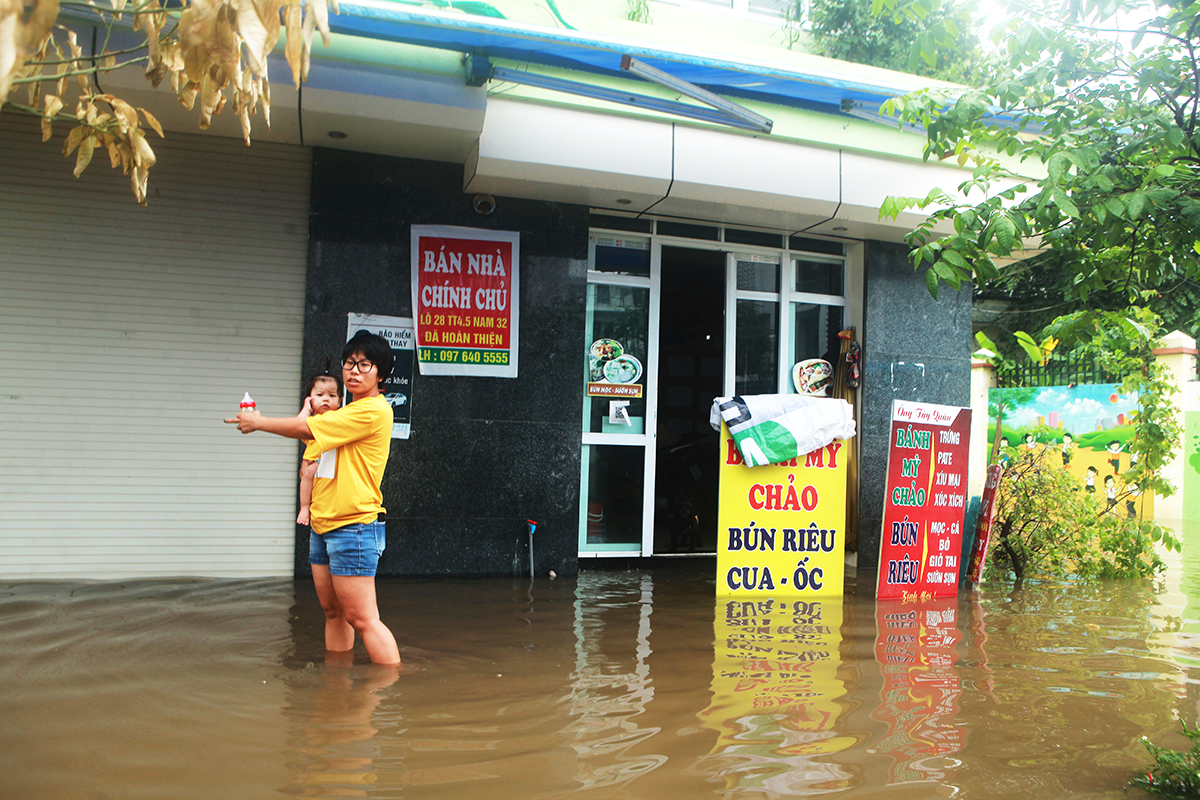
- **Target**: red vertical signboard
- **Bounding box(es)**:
[877,400,972,600]
[966,463,1004,584]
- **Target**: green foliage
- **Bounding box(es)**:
[988,445,1178,584]
[626,0,652,24]
[802,0,984,81]
[983,308,1182,583]
[877,0,1200,310]
[1045,308,1181,501]
[1134,722,1200,797]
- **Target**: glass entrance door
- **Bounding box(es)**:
[579,220,850,558]
[651,247,726,554]
[579,235,657,556]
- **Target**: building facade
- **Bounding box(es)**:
[0,1,972,579]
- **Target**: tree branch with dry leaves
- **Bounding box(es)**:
[0,0,337,204]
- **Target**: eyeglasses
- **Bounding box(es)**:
[341,358,376,373]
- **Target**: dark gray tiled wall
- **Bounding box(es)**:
[858,241,973,571]
[299,149,589,577]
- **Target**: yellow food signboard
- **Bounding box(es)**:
[717,424,847,597]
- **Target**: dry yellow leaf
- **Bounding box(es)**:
[41,115,52,141]
[283,4,301,85]
[261,75,270,126]
[62,124,85,155]
[42,92,60,117]
[236,0,271,76]
[131,129,156,167]
[138,107,164,137]
[178,80,198,109]
[130,165,148,205]
[309,0,330,48]
[73,133,95,177]
[109,96,139,129]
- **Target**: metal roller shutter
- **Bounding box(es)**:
[0,114,311,579]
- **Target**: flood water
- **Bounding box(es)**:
[5,533,1200,800]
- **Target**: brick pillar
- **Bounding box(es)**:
[1153,330,1197,520]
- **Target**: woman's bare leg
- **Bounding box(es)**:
[330,575,401,665]
[311,564,355,652]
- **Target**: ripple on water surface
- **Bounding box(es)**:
[0,565,1193,800]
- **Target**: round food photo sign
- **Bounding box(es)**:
[587,338,643,398]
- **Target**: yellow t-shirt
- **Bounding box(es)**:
[305,394,393,534]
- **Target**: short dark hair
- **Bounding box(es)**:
[343,330,394,381]
[303,371,343,398]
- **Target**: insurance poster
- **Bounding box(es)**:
[717,424,847,597]
[877,401,972,600]
[410,225,519,378]
[346,313,414,439]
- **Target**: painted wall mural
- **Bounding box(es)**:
[988,383,1153,519]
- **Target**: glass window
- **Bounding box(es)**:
[582,445,645,547]
[794,257,844,296]
[589,214,652,234]
[726,228,784,248]
[592,236,650,277]
[736,299,778,395]
[790,302,844,389]
[789,236,844,256]
[585,283,650,434]
[657,221,720,241]
[748,0,789,14]
[735,256,780,293]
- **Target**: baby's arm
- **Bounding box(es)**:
[297,459,319,525]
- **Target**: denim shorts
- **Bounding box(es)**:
[308,520,386,577]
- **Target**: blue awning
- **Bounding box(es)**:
[331,2,936,116]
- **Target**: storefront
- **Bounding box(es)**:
[2,4,974,580]
[579,217,860,557]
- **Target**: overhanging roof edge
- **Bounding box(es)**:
[331,2,956,110]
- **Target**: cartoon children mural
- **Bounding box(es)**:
[986,384,1154,518]
[1107,440,1123,475]
[1126,483,1141,518]
[1022,432,1038,460]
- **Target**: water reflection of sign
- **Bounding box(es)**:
[717,424,847,597]
[871,598,965,784]
[346,313,414,440]
[411,225,519,378]
[877,400,972,600]
[701,598,854,795]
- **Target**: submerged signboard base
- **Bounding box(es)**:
[716,423,847,597]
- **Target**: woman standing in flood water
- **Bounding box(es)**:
[226,330,401,665]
